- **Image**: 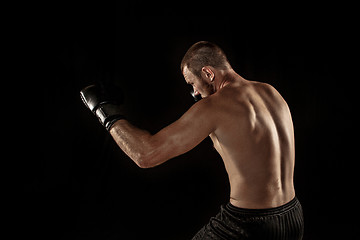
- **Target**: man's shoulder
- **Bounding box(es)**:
[249,80,276,93]
[248,81,290,116]
[248,81,285,103]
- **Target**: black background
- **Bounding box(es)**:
[35,2,357,239]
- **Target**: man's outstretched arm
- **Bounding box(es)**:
[80,82,218,168]
[109,99,217,168]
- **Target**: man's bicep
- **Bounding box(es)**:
[150,100,216,164]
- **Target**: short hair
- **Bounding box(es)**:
[180,41,231,77]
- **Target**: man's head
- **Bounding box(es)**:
[181,41,232,98]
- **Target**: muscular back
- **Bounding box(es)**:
[109,75,295,209]
[209,81,295,209]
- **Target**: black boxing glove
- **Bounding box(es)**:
[80,83,125,131]
[190,89,202,102]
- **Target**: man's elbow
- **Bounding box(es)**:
[134,151,165,169]
[135,156,152,168]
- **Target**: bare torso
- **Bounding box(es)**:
[209,80,295,209]
[109,72,296,209]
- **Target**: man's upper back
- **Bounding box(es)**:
[210,80,296,208]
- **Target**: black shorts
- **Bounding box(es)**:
[192,197,304,240]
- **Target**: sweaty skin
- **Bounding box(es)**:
[110,66,295,209]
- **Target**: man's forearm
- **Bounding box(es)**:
[109,119,154,168]
[80,83,165,168]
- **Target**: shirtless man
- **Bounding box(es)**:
[80,41,304,239]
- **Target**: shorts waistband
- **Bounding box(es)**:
[226,197,300,217]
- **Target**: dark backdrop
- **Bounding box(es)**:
[35,3,356,239]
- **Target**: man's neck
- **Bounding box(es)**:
[215,69,245,91]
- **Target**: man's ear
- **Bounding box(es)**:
[201,66,215,82]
